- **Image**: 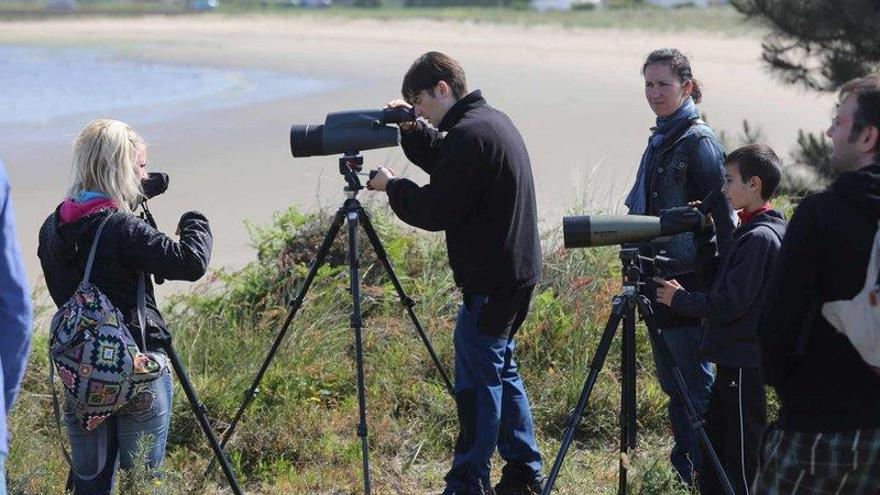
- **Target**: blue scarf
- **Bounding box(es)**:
[75,191,110,203]
[625,98,700,214]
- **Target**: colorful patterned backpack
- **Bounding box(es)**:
[49,213,168,432]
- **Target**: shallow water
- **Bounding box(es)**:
[0,45,338,131]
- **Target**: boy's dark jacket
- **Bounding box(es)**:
[758,163,880,432]
[670,209,787,368]
[386,90,542,293]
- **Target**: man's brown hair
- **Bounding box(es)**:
[840,74,880,154]
[401,51,468,104]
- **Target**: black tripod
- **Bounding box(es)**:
[136,206,245,495]
[157,338,245,495]
[209,153,455,495]
[542,248,734,495]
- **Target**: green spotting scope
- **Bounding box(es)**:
[563,191,720,249]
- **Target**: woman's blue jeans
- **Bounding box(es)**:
[64,370,173,495]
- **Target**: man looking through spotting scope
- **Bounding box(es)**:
[367,52,544,495]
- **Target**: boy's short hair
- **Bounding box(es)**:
[725,143,782,201]
[401,52,468,104]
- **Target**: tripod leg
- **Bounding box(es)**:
[618,298,639,495]
[162,343,244,495]
[206,206,346,476]
[347,206,372,495]
[356,206,455,397]
[542,295,627,495]
[635,296,736,495]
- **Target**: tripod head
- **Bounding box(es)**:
[339,153,366,196]
[618,247,678,291]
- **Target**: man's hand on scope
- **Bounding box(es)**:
[653,277,683,307]
[386,99,416,132]
[367,167,396,191]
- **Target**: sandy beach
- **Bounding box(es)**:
[1,14,834,298]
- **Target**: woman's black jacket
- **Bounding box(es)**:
[38,206,212,351]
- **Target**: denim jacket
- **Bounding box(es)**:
[644,120,733,277]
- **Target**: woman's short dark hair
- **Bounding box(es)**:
[725,143,782,201]
[840,74,880,154]
[401,51,468,104]
[642,48,702,104]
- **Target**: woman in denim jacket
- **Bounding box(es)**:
[625,48,734,486]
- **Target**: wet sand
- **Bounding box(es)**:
[0,15,834,298]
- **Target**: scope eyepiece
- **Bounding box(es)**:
[380,106,416,125]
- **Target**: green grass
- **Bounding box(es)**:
[0,2,756,34]
[10,203,732,494]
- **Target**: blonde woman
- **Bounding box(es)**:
[38,119,213,494]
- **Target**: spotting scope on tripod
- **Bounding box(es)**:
[208,106,453,495]
[542,192,735,495]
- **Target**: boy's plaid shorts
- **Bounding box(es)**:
[752,426,880,494]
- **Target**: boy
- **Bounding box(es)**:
[654,143,787,495]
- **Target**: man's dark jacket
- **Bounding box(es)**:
[758,164,880,432]
[671,209,787,367]
[38,207,212,351]
[387,90,542,294]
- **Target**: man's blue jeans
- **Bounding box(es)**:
[648,325,714,484]
[443,292,542,495]
[64,370,173,495]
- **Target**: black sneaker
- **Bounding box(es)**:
[494,477,544,495]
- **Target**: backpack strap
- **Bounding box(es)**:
[82,213,115,284]
[82,212,149,350]
[795,202,879,357]
[137,271,147,350]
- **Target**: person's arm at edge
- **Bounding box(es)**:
[0,166,32,412]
